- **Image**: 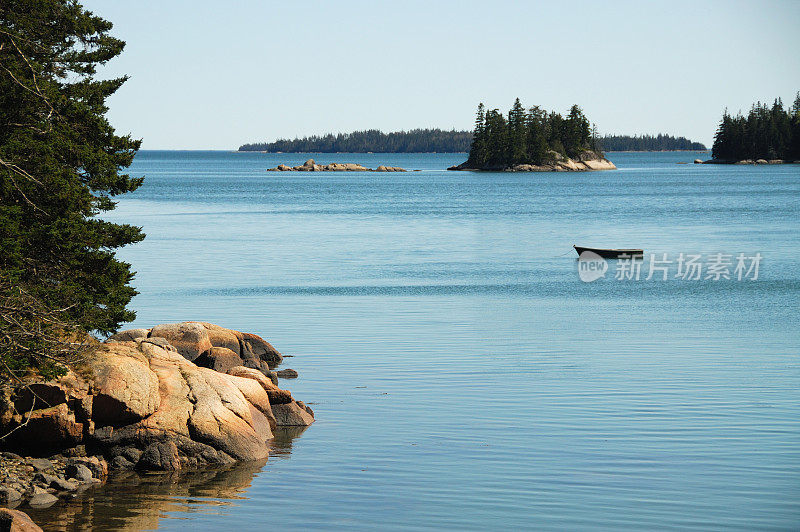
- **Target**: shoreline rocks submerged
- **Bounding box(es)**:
[0,322,313,516]
[268,158,407,172]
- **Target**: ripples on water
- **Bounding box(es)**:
[29,152,800,530]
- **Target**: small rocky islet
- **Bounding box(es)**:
[448,149,616,172]
[0,322,312,517]
[267,158,407,172]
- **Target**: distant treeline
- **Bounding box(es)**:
[600,134,706,151]
[712,94,800,161]
[466,99,598,168]
[238,128,472,153]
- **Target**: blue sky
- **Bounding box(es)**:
[83,0,800,150]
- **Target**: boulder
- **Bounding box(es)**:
[137,441,181,471]
[65,463,93,482]
[199,323,242,353]
[149,322,212,361]
[50,477,78,492]
[0,487,23,505]
[27,495,57,509]
[694,159,703,164]
[240,332,282,369]
[110,455,135,470]
[91,345,160,425]
[27,458,53,472]
[0,322,311,472]
[582,159,617,170]
[107,328,150,342]
[276,369,298,379]
[271,401,315,426]
[68,456,107,479]
[227,366,292,404]
[0,508,43,531]
[194,347,244,374]
[27,491,58,508]
[755,159,768,164]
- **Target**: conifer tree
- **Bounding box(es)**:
[1,0,143,378]
[508,98,527,164]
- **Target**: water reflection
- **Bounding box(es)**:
[26,427,308,531]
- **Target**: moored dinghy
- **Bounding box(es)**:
[574,245,644,259]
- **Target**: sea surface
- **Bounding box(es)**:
[29,151,800,530]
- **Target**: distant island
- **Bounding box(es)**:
[239,128,707,155]
[600,134,706,151]
[239,128,472,153]
[448,99,615,172]
[705,93,800,164]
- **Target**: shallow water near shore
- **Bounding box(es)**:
[31,151,800,530]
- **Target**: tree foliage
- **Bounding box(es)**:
[0,0,142,379]
[600,134,706,151]
[466,99,600,169]
[240,128,472,153]
[711,94,800,161]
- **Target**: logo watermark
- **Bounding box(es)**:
[577,252,762,283]
[577,251,609,282]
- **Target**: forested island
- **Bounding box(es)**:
[600,134,706,151]
[708,94,800,163]
[449,99,615,172]
[239,128,472,153]
[240,128,707,155]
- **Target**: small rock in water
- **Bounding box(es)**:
[64,463,93,483]
[276,369,298,378]
[0,486,23,504]
[50,477,78,492]
[28,491,59,508]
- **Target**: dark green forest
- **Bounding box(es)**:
[600,134,706,151]
[239,128,472,153]
[712,94,800,161]
[465,99,598,169]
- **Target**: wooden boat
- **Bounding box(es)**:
[574,245,644,259]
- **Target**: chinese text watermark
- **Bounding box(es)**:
[578,252,762,283]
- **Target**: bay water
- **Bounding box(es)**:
[30,151,800,530]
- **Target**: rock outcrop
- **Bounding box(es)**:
[0,507,43,531]
[447,150,616,172]
[0,323,313,476]
[267,158,407,172]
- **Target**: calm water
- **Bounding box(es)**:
[31,151,800,530]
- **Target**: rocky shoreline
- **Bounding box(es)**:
[699,158,797,164]
[268,158,407,172]
[447,150,616,172]
[0,322,313,522]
